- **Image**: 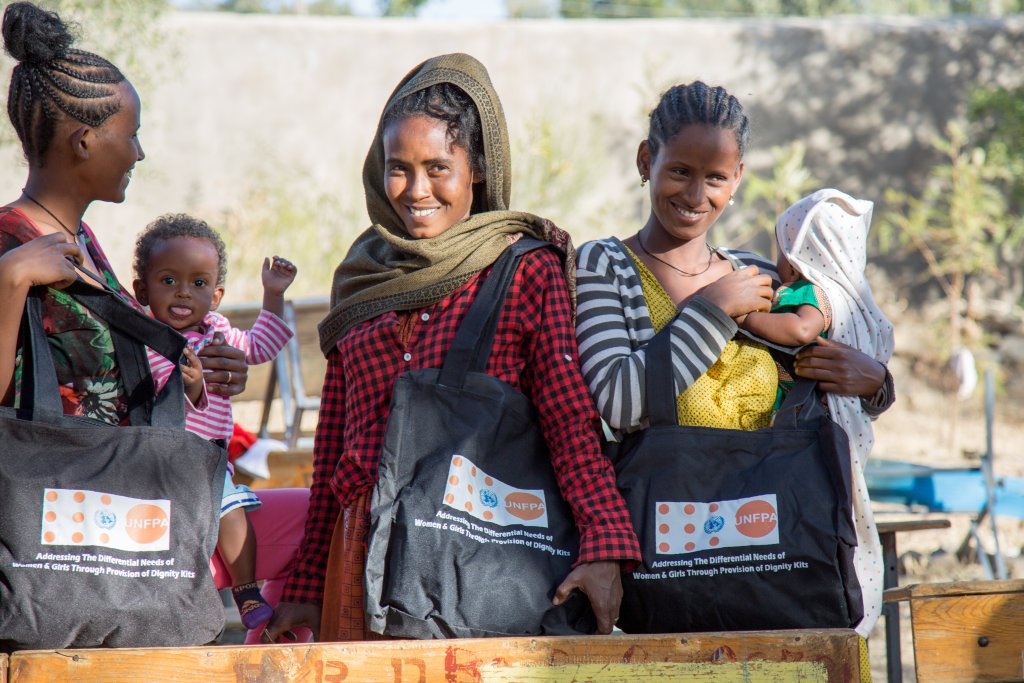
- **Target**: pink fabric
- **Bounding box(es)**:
[210,487,312,644]
[148,309,292,441]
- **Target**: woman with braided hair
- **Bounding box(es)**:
[0,2,311,647]
[0,1,252,413]
[575,81,894,678]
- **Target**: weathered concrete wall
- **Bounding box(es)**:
[1,13,1021,299]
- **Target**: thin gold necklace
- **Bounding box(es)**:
[22,190,83,241]
[636,232,714,277]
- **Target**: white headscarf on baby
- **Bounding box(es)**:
[775,187,895,639]
[775,188,894,365]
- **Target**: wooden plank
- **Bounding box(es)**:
[876,519,952,535]
[1,653,7,683]
[909,583,1024,682]
[883,586,912,603]
[901,579,1024,600]
[9,630,860,682]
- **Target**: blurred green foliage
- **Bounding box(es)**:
[39,0,167,83]
[217,0,353,13]
[736,141,819,261]
[880,122,1024,351]
[213,165,365,301]
[377,0,428,16]
[0,1,169,150]
[510,112,629,241]
[558,0,1024,17]
[969,85,1024,212]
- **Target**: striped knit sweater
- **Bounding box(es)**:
[147,309,292,441]
[576,237,890,433]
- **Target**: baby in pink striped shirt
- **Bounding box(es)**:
[132,214,296,631]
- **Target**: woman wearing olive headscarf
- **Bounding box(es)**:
[266,54,640,642]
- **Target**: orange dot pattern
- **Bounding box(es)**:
[655,501,720,555]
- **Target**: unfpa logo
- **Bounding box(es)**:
[654,494,780,555]
[125,505,170,544]
[504,492,546,521]
[442,455,550,528]
[40,488,172,552]
[735,500,778,538]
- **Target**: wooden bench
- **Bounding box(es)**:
[7,630,861,682]
[875,518,952,683]
[884,579,1024,683]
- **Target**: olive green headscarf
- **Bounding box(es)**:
[317,53,575,355]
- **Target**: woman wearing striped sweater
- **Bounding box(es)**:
[575,82,892,677]
[577,81,892,435]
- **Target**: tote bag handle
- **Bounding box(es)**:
[20,273,188,429]
[643,325,824,429]
[438,238,549,389]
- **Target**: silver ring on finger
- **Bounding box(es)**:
[225,371,232,385]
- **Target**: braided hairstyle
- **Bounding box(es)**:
[3,2,126,164]
[647,81,750,160]
[134,214,229,287]
[382,83,488,213]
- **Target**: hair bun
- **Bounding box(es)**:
[3,2,74,67]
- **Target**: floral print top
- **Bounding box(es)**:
[0,207,135,425]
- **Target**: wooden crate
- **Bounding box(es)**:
[8,630,861,682]
[234,448,314,490]
[886,579,1024,682]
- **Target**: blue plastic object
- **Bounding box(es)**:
[866,459,1024,519]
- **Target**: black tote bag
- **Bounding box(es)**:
[364,238,595,639]
[0,281,227,651]
[613,328,862,633]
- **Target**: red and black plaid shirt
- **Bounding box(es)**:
[283,248,641,604]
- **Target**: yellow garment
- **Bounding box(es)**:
[630,249,777,431]
[860,637,873,682]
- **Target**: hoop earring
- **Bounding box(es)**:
[640,176,648,187]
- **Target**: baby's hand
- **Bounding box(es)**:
[262,256,297,296]
[180,347,205,403]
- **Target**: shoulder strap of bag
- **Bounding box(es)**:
[438,237,550,389]
[19,292,64,424]
[64,279,188,428]
[19,271,187,428]
[773,377,825,429]
[643,327,678,427]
